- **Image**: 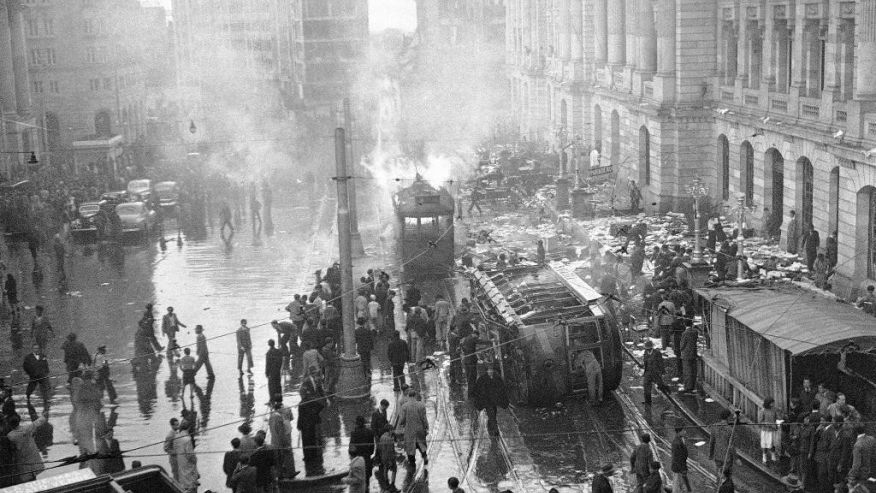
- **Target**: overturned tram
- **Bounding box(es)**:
[467,261,624,406]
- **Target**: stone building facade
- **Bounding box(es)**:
[22,0,152,163]
[507,0,876,295]
[0,0,40,177]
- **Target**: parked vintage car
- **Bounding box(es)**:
[116,201,157,237]
[127,178,152,197]
[154,181,180,215]
[70,201,104,241]
[100,190,129,206]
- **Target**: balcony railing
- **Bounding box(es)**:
[770,98,788,112]
[721,89,735,103]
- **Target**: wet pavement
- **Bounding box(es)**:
[0,178,785,493]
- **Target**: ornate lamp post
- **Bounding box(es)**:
[686,178,709,264]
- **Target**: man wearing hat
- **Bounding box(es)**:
[473,365,510,436]
[93,345,117,404]
[642,340,668,405]
[591,463,615,492]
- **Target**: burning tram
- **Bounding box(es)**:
[393,176,455,276]
[467,261,624,406]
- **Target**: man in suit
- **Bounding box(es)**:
[371,399,390,443]
[709,409,738,475]
[671,426,691,492]
[265,339,284,399]
[642,340,668,405]
[397,389,429,467]
[472,365,510,436]
[23,344,51,407]
[848,424,876,488]
[222,438,241,489]
[94,429,125,474]
[298,366,327,462]
[679,324,699,393]
[812,415,835,492]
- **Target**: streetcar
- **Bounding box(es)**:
[466,261,624,406]
[393,175,455,277]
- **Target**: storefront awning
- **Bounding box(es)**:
[697,286,876,356]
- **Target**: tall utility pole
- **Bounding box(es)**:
[343,98,365,257]
[333,127,369,399]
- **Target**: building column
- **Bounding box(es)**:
[0,1,17,115]
[790,2,806,91]
[822,5,839,95]
[855,0,876,99]
[624,0,638,69]
[655,0,675,75]
[638,0,657,74]
[594,0,607,64]
[606,0,624,66]
[570,0,582,61]
[7,0,29,117]
[736,12,749,86]
[559,0,571,60]
[762,10,776,90]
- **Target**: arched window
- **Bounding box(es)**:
[45,112,60,153]
[740,141,754,206]
[610,110,620,166]
[718,135,729,200]
[560,99,568,129]
[859,186,876,280]
[829,167,840,234]
[593,104,602,153]
[798,157,814,228]
[95,110,112,136]
[765,148,784,226]
[639,126,650,185]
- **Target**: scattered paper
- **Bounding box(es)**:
[694,441,706,447]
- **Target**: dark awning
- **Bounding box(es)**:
[697,285,876,356]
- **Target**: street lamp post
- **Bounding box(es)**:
[686,178,709,264]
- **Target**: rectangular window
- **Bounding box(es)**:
[29,49,40,65]
[89,79,100,91]
[103,77,112,90]
[27,18,39,37]
[42,18,54,36]
[31,81,43,93]
[45,48,55,65]
[86,46,96,63]
[84,19,95,34]
[49,80,59,93]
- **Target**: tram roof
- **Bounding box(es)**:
[394,179,454,217]
[697,285,876,356]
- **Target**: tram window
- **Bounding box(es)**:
[568,320,600,345]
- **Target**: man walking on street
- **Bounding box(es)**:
[434,294,452,350]
[193,325,215,379]
[709,409,738,475]
[655,295,675,351]
[630,433,655,487]
[642,340,668,405]
[266,339,284,399]
[24,343,51,407]
[473,365,509,436]
[355,317,374,376]
[671,426,692,492]
[162,307,187,352]
[461,331,480,397]
[61,333,91,383]
[387,331,409,391]
[179,348,197,398]
[93,345,117,404]
[272,320,297,368]
[31,305,54,351]
[398,389,429,468]
[679,324,699,393]
[237,319,253,375]
[163,418,180,481]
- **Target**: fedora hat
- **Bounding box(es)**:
[600,463,615,475]
[643,339,654,349]
[781,474,801,487]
